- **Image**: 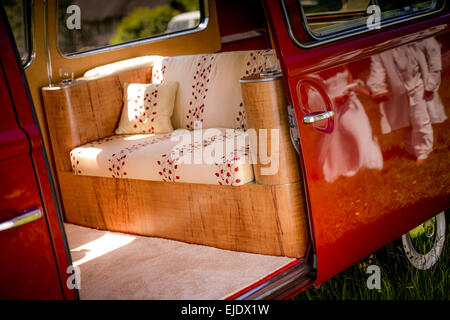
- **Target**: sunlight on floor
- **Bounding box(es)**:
[71,233,136,267]
[65,223,296,299]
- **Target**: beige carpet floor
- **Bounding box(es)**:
[64,223,295,300]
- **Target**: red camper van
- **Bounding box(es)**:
[0,0,448,300]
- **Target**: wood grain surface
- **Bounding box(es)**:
[241,77,301,185]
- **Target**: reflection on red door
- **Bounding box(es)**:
[266,1,450,284]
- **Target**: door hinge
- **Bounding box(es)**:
[287,103,300,155]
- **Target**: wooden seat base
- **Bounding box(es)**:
[59,171,309,258]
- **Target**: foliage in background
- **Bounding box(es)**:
[55,0,200,54]
[170,0,200,12]
[110,0,199,45]
[110,5,180,45]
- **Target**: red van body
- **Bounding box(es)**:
[0,0,448,299]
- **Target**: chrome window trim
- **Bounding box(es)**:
[280,0,446,49]
[221,29,265,44]
[44,0,53,84]
[56,0,209,58]
[234,261,313,300]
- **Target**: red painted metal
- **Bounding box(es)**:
[0,11,75,299]
[1,0,449,300]
[265,0,450,284]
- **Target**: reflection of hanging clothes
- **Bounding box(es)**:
[318,68,383,183]
[367,38,447,159]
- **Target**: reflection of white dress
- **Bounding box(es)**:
[319,70,383,183]
[367,38,447,160]
[367,38,447,135]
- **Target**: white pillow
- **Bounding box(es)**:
[115,82,178,134]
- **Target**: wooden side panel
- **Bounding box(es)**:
[241,77,301,185]
[42,67,151,172]
[59,172,309,258]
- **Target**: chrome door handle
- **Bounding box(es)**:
[0,208,43,232]
[303,110,335,124]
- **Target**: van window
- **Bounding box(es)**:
[2,0,31,64]
[298,0,444,39]
[57,0,202,55]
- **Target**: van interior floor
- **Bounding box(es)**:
[64,223,296,300]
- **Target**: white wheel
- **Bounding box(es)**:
[401,211,446,270]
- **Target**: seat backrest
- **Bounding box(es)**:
[83,56,159,78]
[152,50,273,130]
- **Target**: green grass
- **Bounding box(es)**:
[293,214,449,300]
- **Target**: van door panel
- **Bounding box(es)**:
[266,1,450,283]
[0,61,63,299]
[0,8,75,299]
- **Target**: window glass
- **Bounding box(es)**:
[299,0,443,38]
[2,0,29,63]
[57,0,202,55]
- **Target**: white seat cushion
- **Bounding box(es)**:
[70,129,254,186]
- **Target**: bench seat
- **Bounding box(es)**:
[70,128,254,186]
[41,50,310,257]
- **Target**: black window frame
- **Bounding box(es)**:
[281,0,447,49]
[1,0,33,66]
